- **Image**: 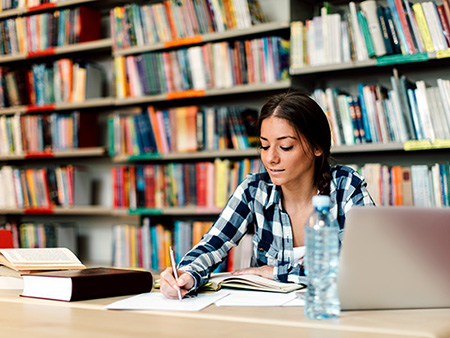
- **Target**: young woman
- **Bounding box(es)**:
[160,91,375,299]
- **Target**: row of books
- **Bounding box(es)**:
[0,60,104,108]
[110,0,267,50]
[0,221,78,254]
[312,70,450,145]
[290,0,450,68]
[114,36,290,98]
[0,0,57,11]
[109,105,258,156]
[112,218,253,272]
[0,7,101,56]
[112,158,261,209]
[0,164,91,209]
[0,111,97,155]
[356,162,450,208]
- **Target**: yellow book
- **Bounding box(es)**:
[130,225,137,268]
[412,3,435,53]
[114,56,127,99]
[214,158,229,208]
[25,169,38,208]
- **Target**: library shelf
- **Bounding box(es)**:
[0,0,110,19]
[0,206,137,216]
[290,50,450,76]
[0,38,113,65]
[0,147,106,161]
[331,143,405,154]
[128,206,223,216]
[113,21,291,57]
[0,98,115,115]
[112,149,260,163]
[114,80,292,106]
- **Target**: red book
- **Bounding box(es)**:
[196,162,207,207]
[394,0,417,54]
[437,5,450,47]
[147,106,164,153]
[112,167,118,208]
[77,7,102,43]
[76,112,99,148]
[0,230,14,249]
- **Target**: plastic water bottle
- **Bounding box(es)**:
[304,195,340,319]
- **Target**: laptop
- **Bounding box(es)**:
[338,206,450,310]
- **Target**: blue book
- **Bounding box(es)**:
[386,0,409,54]
[357,83,373,143]
[407,88,424,140]
[150,223,159,271]
[383,6,403,54]
[133,114,145,153]
[377,6,395,55]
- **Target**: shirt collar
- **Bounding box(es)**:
[265,183,282,210]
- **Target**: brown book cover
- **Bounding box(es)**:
[21,267,153,302]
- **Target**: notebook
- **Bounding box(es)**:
[338,206,450,310]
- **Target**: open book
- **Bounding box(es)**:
[204,272,305,293]
[0,248,85,277]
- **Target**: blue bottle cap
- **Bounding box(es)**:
[312,195,330,208]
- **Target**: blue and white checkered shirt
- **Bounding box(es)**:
[179,165,375,291]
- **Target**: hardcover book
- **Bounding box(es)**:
[21,267,153,301]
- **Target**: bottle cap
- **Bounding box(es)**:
[312,195,330,209]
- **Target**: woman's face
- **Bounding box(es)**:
[260,116,321,188]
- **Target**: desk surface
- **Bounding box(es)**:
[1,289,450,338]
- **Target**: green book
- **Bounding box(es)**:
[357,11,375,58]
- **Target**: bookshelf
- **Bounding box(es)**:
[289,0,450,209]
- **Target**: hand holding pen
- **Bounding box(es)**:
[160,247,195,300]
[169,246,182,300]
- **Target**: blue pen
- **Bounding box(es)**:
[169,246,182,300]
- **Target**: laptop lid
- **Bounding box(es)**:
[338,206,450,310]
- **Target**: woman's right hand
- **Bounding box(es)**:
[159,267,195,299]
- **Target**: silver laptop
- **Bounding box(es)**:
[338,206,450,310]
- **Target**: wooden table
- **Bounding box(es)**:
[1,289,449,338]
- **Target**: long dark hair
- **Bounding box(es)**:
[257,91,332,195]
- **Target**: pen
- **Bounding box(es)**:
[169,246,182,300]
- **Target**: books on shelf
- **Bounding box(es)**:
[110,0,269,50]
[0,7,101,57]
[21,267,153,301]
[113,218,254,272]
[290,0,450,69]
[312,69,450,145]
[355,162,450,207]
[0,164,92,209]
[114,36,289,99]
[112,159,260,209]
[0,60,105,108]
[109,105,258,156]
[0,111,98,155]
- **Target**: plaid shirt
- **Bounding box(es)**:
[179,165,375,291]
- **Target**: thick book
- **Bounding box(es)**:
[205,272,304,293]
[21,267,153,301]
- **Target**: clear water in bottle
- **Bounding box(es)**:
[304,195,340,319]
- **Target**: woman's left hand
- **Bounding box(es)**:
[231,265,275,280]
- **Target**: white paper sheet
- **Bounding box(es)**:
[104,290,229,312]
[283,289,306,306]
[214,289,298,307]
